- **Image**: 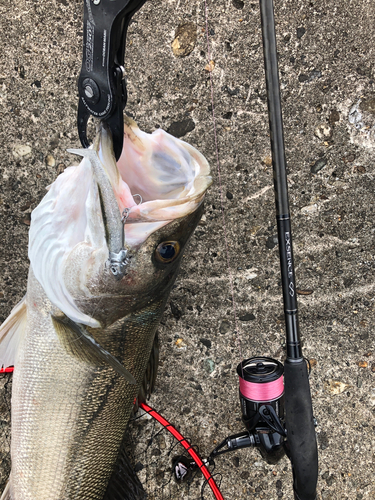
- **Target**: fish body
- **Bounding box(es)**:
[0,118,211,499]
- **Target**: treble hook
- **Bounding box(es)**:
[109,194,143,280]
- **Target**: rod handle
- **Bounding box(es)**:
[284,359,318,500]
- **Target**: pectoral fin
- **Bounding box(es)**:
[51,315,136,385]
[0,295,27,370]
[134,330,159,412]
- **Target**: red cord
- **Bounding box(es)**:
[0,367,14,373]
[140,402,225,500]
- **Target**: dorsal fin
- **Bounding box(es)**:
[0,296,27,369]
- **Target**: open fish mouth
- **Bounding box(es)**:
[97,116,212,246]
[27,118,211,327]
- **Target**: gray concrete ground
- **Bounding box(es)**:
[1,0,375,498]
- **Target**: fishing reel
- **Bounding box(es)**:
[171,355,317,500]
[237,357,286,462]
[172,357,287,486]
[207,357,287,465]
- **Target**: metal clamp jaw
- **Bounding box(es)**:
[77,0,147,160]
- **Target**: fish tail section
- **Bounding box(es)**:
[103,443,147,500]
[0,296,27,370]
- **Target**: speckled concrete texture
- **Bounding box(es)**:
[1,0,375,498]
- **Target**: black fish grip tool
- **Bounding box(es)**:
[77,0,147,161]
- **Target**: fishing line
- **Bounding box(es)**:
[238,375,283,402]
[203,0,243,367]
[202,471,222,500]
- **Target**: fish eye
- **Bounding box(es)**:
[155,241,180,263]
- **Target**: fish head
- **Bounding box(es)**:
[29,118,211,328]
[66,200,205,328]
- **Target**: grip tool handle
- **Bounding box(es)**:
[77,0,147,160]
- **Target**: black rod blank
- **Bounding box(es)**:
[259,0,289,218]
[259,0,301,361]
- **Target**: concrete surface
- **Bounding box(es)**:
[0,0,375,498]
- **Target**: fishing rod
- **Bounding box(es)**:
[177,0,318,498]
[259,0,319,497]
[256,1,319,496]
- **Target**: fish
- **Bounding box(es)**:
[0,116,211,500]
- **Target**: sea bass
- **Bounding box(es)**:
[0,116,211,500]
